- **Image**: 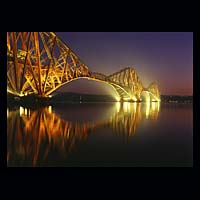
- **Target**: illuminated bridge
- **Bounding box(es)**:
[7,32,160,102]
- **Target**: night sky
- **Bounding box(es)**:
[56,32,193,96]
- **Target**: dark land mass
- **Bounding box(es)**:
[7,92,193,106]
[161,95,193,103]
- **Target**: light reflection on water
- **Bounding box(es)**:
[7,102,160,166]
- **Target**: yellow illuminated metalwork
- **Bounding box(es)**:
[115,96,121,102]
[7,32,161,102]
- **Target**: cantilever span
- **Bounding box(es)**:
[7,32,160,102]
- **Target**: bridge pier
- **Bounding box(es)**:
[119,98,141,103]
[7,32,160,102]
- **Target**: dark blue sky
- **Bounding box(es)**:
[56,32,193,95]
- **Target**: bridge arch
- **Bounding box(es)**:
[7,32,161,102]
[140,90,160,102]
[47,76,136,101]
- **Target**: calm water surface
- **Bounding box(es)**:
[7,102,193,167]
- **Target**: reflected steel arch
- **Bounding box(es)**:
[7,102,160,166]
[7,32,160,101]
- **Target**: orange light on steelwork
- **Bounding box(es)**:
[7,32,161,102]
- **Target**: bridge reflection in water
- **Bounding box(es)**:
[7,102,160,166]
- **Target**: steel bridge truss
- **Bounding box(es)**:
[7,32,90,97]
[7,32,160,101]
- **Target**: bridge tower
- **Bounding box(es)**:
[7,32,160,102]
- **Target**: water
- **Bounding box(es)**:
[7,102,193,167]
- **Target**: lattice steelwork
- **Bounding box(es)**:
[147,83,160,101]
[7,32,160,101]
[106,67,144,101]
[7,32,90,97]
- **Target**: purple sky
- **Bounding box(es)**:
[56,32,193,96]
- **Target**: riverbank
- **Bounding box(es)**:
[7,93,193,106]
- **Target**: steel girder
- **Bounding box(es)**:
[107,67,144,101]
[7,32,160,101]
[7,32,89,97]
